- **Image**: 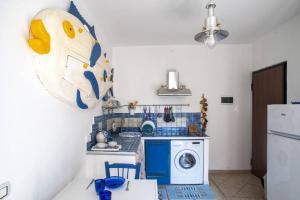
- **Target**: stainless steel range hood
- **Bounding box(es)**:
[157,70,192,96]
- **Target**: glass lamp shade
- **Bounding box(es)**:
[204,34,216,48]
[194,29,229,47]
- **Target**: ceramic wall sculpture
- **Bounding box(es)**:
[27,1,114,109]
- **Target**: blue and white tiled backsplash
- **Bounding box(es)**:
[87,112,201,150]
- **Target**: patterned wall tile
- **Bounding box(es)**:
[88,112,201,150]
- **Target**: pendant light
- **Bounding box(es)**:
[194,0,229,48]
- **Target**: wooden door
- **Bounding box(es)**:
[251,62,287,178]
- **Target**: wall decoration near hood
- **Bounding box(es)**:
[157,70,192,96]
[27,1,114,109]
[200,94,208,133]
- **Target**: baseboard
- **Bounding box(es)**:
[209,170,251,174]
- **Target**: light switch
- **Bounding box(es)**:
[221,96,234,104]
[0,182,10,199]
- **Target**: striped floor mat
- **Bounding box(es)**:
[158,185,216,200]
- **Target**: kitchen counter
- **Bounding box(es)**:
[142,133,209,140]
[86,135,141,155]
[84,134,144,179]
[86,132,208,155]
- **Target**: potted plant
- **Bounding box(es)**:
[128,101,138,115]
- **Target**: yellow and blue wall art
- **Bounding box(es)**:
[27,1,114,109]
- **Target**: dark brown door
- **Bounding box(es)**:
[251,62,287,178]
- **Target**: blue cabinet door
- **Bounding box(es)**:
[145,140,170,184]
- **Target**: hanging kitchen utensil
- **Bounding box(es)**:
[165,106,169,122]
[164,106,167,122]
[170,106,175,122]
[168,106,172,122]
[154,105,159,118]
[143,106,147,119]
[166,106,171,122]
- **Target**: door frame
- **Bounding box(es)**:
[252,61,287,104]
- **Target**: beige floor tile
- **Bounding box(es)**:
[235,183,264,198]
[247,175,262,185]
[209,172,265,200]
[218,183,243,197]
[222,173,251,187]
[209,173,232,186]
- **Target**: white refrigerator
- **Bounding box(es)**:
[267,105,300,200]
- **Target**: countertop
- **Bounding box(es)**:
[86,133,208,155]
[142,135,209,140]
[142,133,209,140]
[86,134,141,156]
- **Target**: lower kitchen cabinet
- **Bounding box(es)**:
[80,154,137,179]
[145,140,170,184]
[79,144,145,179]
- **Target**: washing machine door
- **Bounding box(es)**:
[174,149,200,172]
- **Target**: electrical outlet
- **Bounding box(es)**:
[0,181,10,199]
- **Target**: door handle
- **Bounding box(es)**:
[281,113,286,116]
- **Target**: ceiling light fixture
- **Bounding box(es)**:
[194,0,229,48]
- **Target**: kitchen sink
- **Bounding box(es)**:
[119,132,142,138]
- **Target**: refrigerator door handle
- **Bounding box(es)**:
[268,130,300,141]
[280,112,287,116]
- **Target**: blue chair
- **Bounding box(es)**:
[105,161,141,179]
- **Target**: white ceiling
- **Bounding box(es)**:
[84,0,300,46]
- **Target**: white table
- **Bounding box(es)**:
[53,178,158,200]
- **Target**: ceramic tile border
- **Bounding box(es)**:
[87,112,202,150]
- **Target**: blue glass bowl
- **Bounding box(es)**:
[142,124,154,134]
[104,176,125,189]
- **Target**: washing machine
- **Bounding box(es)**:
[171,140,204,184]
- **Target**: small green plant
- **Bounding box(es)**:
[128,100,138,110]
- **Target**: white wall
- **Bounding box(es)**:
[253,14,300,102]
[112,45,253,170]
[0,0,107,199]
